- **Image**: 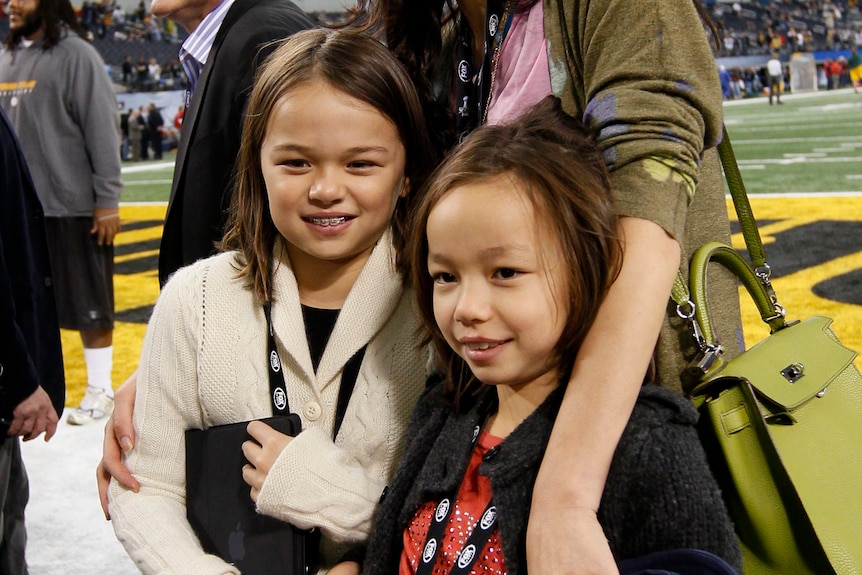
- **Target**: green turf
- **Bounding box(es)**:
[120,150,176,202]
[723,90,862,195]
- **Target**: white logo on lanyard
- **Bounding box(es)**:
[480,506,497,530]
[270,349,281,372]
[457,544,477,569]
[272,387,287,411]
[458,59,471,83]
[435,498,450,523]
[488,14,499,38]
[422,538,438,563]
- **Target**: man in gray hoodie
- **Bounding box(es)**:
[0,0,122,425]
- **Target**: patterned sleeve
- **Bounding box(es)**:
[562,0,724,241]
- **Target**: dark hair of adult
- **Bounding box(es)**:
[410,96,622,409]
[4,0,88,51]
[220,29,437,303]
[342,0,718,152]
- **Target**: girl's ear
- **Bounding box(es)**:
[399,177,410,198]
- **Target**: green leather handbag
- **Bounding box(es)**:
[671,129,862,575]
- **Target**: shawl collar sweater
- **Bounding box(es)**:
[109,232,427,574]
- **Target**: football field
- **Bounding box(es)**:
[60,90,862,406]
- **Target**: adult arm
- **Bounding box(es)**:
[107,267,238,575]
[0,230,40,429]
[528,0,724,571]
[528,217,680,574]
[65,44,123,245]
[68,42,123,243]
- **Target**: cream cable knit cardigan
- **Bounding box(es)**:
[109,233,428,574]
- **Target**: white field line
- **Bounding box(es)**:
[727,121,862,132]
[124,179,173,185]
[722,87,859,106]
[121,161,174,173]
[731,136,862,144]
[736,156,862,164]
[725,191,862,197]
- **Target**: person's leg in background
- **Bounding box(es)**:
[44,218,116,425]
[0,439,29,575]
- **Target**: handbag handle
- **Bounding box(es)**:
[671,126,786,317]
[672,127,789,385]
[689,242,788,343]
[682,241,791,387]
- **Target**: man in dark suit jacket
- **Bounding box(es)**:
[0,107,65,573]
[157,0,316,285]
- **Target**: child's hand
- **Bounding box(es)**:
[327,561,361,575]
[241,420,293,502]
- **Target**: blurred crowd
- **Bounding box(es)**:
[712,0,862,56]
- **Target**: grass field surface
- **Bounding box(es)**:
[60,90,862,407]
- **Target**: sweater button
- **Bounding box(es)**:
[303,401,322,421]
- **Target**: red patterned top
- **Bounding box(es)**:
[399,430,507,575]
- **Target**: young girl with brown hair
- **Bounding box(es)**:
[108,29,437,574]
[357,98,740,575]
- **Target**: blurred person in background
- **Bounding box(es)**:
[767,52,784,104]
[0,0,122,426]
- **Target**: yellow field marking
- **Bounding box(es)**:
[727,197,862,367]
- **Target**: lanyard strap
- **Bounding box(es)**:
[264,301,290,415]
[416,499,498,575]
[263,302,366,440]
[415,418,497,575]
[454,0,509,141]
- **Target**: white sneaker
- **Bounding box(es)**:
[67,386,114,425]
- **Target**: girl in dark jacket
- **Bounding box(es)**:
[354,99,740,575]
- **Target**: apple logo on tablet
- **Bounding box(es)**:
[229,522,246,561]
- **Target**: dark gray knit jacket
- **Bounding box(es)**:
[362,380,742,574]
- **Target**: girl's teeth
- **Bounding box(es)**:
[468,342,499,351]
[311,216,346,226]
